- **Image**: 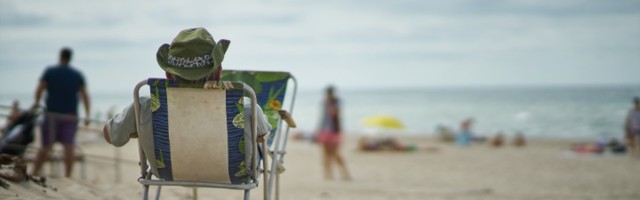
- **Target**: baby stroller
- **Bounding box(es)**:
[0,110,39,156]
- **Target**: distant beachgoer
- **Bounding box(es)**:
[572,137,628,155]
[358,137,416,152]
[512,132,526,147]
[436,124,455,143]
[31,47,91,178]
[2,100,21,133]
[624,97,640,157]
[316,85,351,180]
[457,118,474,146]
[571,142,605,154]
[490,131,504,148]
[607,138,627,154]
[7,101,20,124]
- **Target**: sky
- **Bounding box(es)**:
[1,0,639,94]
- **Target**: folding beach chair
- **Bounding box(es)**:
[133,78,269,200]
[221,70,297,200]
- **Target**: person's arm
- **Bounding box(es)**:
[33,80,47,109]
[103,97,150,146]
[79,85,91,126]
[243,97,272,136]
[330,99,341,132]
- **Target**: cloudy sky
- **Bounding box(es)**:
[1,0,639,94]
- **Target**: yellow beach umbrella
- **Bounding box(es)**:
[361,115,405,130]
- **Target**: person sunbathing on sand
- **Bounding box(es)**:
[358,136,417,152]
[512,132,526,147]
[490,132,504,148]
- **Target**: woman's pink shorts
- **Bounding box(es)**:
[316,130,342,145]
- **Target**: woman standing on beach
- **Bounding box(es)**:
[316,85,352,180]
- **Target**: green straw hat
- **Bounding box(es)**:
[156,27,230,81]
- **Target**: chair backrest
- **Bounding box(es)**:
[221,70,296,146]
[136,78,258,184]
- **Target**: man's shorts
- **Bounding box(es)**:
[41,113,78,146]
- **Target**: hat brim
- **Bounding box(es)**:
[156,44,217,81]
[211,40,230,72]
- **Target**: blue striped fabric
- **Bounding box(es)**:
[225,89,245,184]
[147,79,249,184]
[149,79,173,180]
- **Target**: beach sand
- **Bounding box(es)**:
[1,130,639,200]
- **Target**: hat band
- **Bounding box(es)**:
[167,54,213,69]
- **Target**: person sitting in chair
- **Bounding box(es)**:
[102,27,272,177]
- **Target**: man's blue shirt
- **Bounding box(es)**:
[40,64,85,115]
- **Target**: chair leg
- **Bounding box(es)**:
[243,189,250,200]
[276,173,280,200]
[142,185,149,200]
[81,160,87,180]
[154,186,162,200]
[261,142,270,200]
[192,188,198,200]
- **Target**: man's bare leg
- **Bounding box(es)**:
[63,144,75,178]
[31,146,52,176]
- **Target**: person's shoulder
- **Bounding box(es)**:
[41,65,60,78]
[61,65,86,80]
[43,64,59,72]
[66,65,84,74]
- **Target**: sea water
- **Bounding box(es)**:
[2,85,638,139]
[291,85,640,140]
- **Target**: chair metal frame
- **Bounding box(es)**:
[221,70,298,200]
[133,79,268,200]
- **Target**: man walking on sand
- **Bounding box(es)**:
[31,47,91,178]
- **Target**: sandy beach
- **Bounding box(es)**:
[1,129,640,200]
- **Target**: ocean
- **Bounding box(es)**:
[2,85,639,140]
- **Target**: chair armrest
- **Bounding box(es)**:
[278,110,296,128]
